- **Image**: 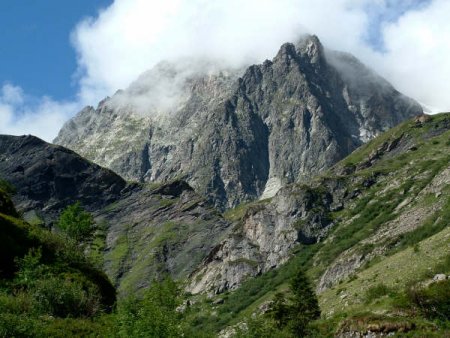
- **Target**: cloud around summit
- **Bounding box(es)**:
[3,0,450,141]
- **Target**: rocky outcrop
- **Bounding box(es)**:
[187,175,350,294]
[336,318,417,338]
[55,35,422,210]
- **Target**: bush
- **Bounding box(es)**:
[14,247,47,287]
[117,277,183,337]
[408,279,450,321]
[56,202,94,242]
[364,283,394,304]
[31,274,102,318]
[0,313,42,338]
[0,291,33,315]
[12,248,104,319]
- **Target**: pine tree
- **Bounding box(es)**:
[289,268,321,337]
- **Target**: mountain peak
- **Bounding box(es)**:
[55,36,422,210]
[296,34,325,64]
[273,35,325,67]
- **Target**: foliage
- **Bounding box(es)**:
[56,202,94,241]
[8,248,103,317]
[0,177,15,195]
[0,191,116,336]
[270,293,291,329]
[31,274,102,318]
[288,268,321,336]
[264,268,322,336]
[116,277,183,337]
[0,247,108,336]
[237,268,321,337]
[364,283,395,304]
[234,316,291,338]
[407,279,450,321]
[14,247,46,287]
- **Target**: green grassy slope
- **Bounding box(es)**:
[0,187,116,337]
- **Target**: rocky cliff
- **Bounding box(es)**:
[187,113,450,295]
[55,35,422,210]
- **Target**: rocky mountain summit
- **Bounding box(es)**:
[55,35,422,210]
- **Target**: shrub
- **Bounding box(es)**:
[408,279,450,321]
[56,202,94,242]
[364,283,394,304]
[14,249,103,318]
[14,247,47,287]
[0,291,33,315]
[31,274,101,318]
[117,277,183,337]
[0,313,41,338]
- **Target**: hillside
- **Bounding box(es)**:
[0,135,126,225]
[0,135,231,295]
[183,112,450,336]
[0,187,116,336]
[97,180,230,295]
[0,113,448,336]
[55,35,422,210]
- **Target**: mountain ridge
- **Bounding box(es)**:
[55,35,422,210]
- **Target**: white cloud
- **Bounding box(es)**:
[72,0,449,111]
[3,0,450,141]
[72,0,370,102]
[0,84,80,142]
[370,0,450,111]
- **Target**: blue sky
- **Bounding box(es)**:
[0,0,426,101]
[0,0,448,141]
[0,0,112,101]
[363,0,431,50]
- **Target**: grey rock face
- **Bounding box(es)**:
[187,178,348,294]
[55,35,422,210]
[97,180,231,294]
